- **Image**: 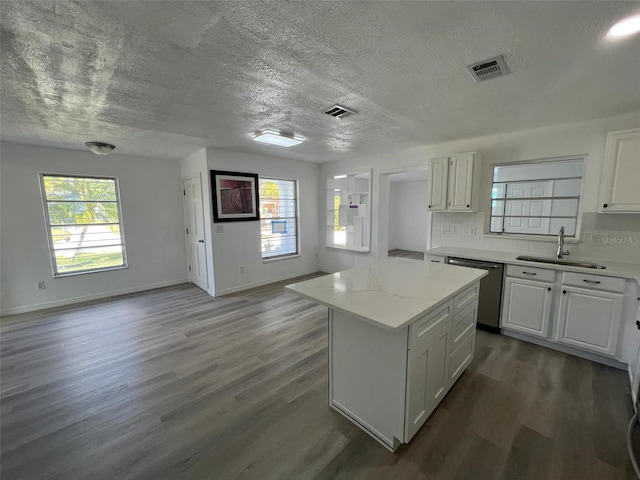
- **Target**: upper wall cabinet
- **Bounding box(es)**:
[326,171,371,252]
[599,128,640,213]
[428,152,481,212]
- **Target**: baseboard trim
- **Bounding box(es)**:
[214,269,320,296]
[1,278,188,317]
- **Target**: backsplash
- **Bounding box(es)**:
[431,212,640,264]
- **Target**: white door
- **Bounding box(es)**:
[448,153,474,211]
[502,277,554,338]
[556,286,623,356]
[183,176,208,291]
[428,158,448,211]
[405,320,450,442]
[503,181,552,235]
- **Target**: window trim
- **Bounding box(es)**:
[39,173,128,277]
[484,155,587,241]
[258,176,300,260]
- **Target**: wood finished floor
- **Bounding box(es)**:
[388,249,425,261]
[1,277,634,480]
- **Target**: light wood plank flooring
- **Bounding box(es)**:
[1,277,634,479]
[388,249,425,261]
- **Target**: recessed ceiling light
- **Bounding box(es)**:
[85,141,116,155]
[334,175,347,179]
[607,14,640,38]
[252,129,303,147]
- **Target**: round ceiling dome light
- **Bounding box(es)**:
[85,141,116,155]
[607,14,640,38]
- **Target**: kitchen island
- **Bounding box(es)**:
[285,258,487,451]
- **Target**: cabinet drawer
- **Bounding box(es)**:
[451,299,478,352]
[449,331,475,385]
[562,272,625,293]
[507,264,555,282]
[453,283,479,315]
[409,300,452,349]
[426,255,445,264]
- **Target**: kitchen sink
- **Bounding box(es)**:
[515,256,606,270]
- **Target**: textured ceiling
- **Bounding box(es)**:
[1,1,640,163]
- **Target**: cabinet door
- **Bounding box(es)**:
[405,321,450,442]
[448,153,474,211]
[502,277,554,338]
[556,286,623,356]
[599,128,640,213]
[428,157,449,211]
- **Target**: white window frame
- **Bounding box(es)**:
[259,177,300,261]
[39,173,128,277]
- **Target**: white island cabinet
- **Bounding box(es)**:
[285,259,486,451]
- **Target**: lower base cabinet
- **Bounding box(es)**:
[502,277,553,338]
[329,282,481,451]
[557,286,623,356]
[405,320,451,441]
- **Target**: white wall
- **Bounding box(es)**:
[205,149,320,295]
[388,181,429,252]
[0,142,189,315]
[319,111,640,272]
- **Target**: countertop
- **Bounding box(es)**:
[285,257,487,332]
[426,246,640,285]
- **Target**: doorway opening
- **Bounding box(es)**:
[379,168,429,261]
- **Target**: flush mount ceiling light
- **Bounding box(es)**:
[252,130,303,147]
[85,141,116,155]
[607,14,640,38]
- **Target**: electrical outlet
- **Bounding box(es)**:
[37,281,46,290]
[240,266,245,274]
[468,227,477,235]
[443,225,455,235]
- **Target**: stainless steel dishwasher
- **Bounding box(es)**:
[445,257,504,332]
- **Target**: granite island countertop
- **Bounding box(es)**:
[285,258,487,332]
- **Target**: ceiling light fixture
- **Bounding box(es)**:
[85,141,116,155]
[252,130,303,147]
[607,14,640,37]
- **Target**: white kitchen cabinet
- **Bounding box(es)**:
[427,157,448,211]
[405,319,451,441]
[425,254,446,264]
[556,286,623,356]
[599,128,640,213]
[428,152,481,212]
[502,277,554,338]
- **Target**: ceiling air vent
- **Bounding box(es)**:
[324,104,357,119]
[466,55,510,82]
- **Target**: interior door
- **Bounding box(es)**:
[183,176,208,291]
[504,181,552,234]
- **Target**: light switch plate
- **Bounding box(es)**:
[443,225,455,235]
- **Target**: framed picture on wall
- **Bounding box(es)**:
[211,170,260,222]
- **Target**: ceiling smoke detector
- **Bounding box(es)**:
[324,104,357,119]
[466,55,510,82]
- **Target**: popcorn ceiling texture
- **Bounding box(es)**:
[1,1,639,161]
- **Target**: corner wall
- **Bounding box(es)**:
[0,142,188,315]
[205,149,320,295]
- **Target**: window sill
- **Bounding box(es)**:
[482,232,580,244]
[54,265,128,278]
[262,254,300,263]
[325,245,371,253]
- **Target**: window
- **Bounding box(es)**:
[40,174,127,276]
[489,157,584,237]
[259,178,298,259]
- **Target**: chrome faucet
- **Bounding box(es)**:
[556,226,570,258]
